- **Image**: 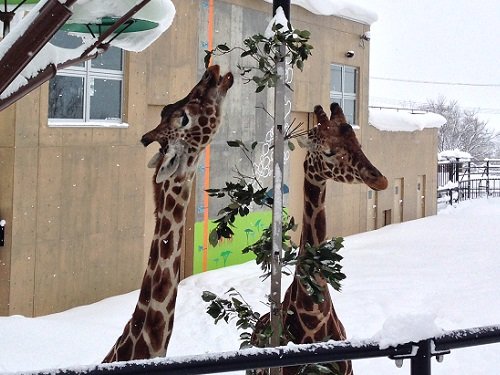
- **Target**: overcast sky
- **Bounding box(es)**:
[352,0,500,129]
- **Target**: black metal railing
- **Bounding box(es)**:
[30,324,500,375]
[437,159,500,206]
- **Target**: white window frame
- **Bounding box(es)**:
[329,64,358,126]
[48,47,127,128]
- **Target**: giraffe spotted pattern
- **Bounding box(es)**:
[103,65,233,363]
[250,103,388,375]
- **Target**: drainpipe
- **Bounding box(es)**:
[0,219,5,247]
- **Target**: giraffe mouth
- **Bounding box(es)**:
[365,175,388,191]
[217,71,234,93]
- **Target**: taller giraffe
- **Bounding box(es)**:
[252,103,388,375]
[103,65,233,362]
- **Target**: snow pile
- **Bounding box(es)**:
[1,199,500,374]
[438,149,473,161]
[369,108,446,132]
[372,313,443,349]
[262,0,377,25]
[264,6,291,38]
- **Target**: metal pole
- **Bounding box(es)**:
[410,339,432,375]
[269,2,290,375]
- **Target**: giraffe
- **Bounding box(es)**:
[103,65,233,363]
[251,103,388,375]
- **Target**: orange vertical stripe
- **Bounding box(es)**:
[202,0,215,272]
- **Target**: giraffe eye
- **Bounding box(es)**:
[181,112,190,127]
[323,149,336,157]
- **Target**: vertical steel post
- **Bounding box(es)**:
[269,2,290,375]
[410,340,432,375]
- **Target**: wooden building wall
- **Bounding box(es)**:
[0,0,438,316]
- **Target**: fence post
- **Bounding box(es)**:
[467,162,471,199]
[411,339,432,375]
[486,161,490,196]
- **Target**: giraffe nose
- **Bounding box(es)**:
[140,131,155,147]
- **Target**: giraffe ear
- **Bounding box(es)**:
[147,152,163,168]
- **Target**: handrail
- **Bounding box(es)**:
[25,324,500,375]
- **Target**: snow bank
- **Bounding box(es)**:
[369,108,446,132]
[262,0,378,25]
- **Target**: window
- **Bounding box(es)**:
[330,64,358,125]
[48,31,125,126]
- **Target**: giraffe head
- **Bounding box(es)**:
[141,65,234,183]
[302,103,388,191]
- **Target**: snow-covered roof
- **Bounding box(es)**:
[438,149,472,161]
[0,0,176,100]
[263,0,378,25]
[67,0,176,52]
[369,108,446,132]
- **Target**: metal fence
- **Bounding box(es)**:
[437,159,500,206]
[35,324,500,375]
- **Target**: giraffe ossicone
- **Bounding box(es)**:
[103,65,233,363]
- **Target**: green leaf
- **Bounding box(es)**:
[227,140,241,147]
[201,291,217,302]
[209,229,219,247]
[217,43,230,51]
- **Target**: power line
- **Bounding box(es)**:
[369,96,500,115]
[371,76,500,87]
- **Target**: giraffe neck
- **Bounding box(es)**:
[279,171,347,344]
[103,170,195,362]
[299,175,327,256]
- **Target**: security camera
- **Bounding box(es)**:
[345,50,355,58]
[361,31,371,41]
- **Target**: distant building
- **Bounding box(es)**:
[0,0,439,317]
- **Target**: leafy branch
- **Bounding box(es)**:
[205,23,313,93]
[296,237,346,303]
[202,287,262,349]
[242,216,297,279]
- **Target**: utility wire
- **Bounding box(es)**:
[371,76,500,87]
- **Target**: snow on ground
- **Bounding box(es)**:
[1,199,500,374]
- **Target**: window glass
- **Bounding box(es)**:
[91,47,123,71]
[89,78,122,120]
[48,76,84,119]
[344,67,357,94]
[330,65,342,93]
[330,64,358,125]
[48,31,124,125]
[344,99,356,124]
